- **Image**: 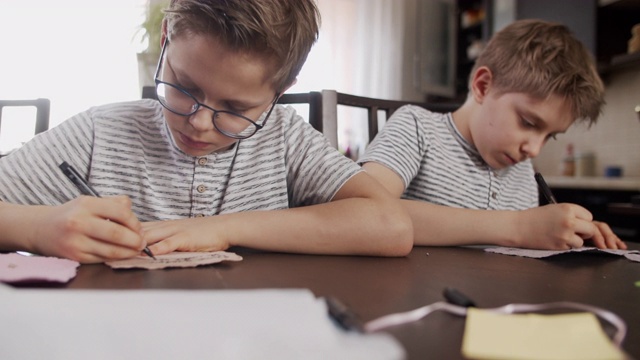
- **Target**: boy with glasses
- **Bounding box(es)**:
[360,19,626,251]
[0,0,412,263]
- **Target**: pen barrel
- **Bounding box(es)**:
[534,172,557,204]
[325,297,364,332]
[444,287,476,307]
[59,161,101,197]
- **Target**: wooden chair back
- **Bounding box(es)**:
[321,90,460,148]
[0,98,51,157]
[156,89,461,151]
[0,98,50,136]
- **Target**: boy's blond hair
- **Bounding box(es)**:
[471,19,604,125]
[165,0,320,92]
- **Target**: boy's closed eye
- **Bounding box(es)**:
[520,116,537,129]
[223,101,251,114]
[171,74,262,115]
[173,83,250,114]
[171,78,204,99]
[519,115,561,141]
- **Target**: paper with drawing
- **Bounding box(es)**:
[485,246,640,263]
[105,251,243,270]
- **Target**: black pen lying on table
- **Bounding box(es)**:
[325,296,364,333]
[534,172,557,204]
[59,161,156,259]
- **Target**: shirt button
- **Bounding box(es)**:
[491,192,498,199]
[198,157,208,166]
[195,213,205,218]
[197,184,207,193]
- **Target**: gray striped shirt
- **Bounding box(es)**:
[0,99,360,221]
[359,105,538,210]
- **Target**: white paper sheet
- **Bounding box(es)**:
[0,287,405,360]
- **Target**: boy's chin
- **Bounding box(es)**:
[485,159,513,171]
[178,141,237,157]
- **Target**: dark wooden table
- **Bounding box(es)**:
[21,244,640,359]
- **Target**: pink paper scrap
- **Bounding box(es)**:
[0,253,80,283]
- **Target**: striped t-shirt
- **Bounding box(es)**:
[0,99,360,220]
[358,105,538,210]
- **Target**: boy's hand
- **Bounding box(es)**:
[142,217,230,255]
[31,196,145,263]
[517,203,595,250]
[587,221,627,250]
[518,204,627,250]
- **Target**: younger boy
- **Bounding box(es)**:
[0,0,412,263]
[359,19,626,250]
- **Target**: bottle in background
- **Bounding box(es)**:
[575,152,595,177]
[560,144,575,176]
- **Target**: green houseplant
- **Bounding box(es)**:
[137,0,169,89]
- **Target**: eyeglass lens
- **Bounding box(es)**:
[156,82,260,138]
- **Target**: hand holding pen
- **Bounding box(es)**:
[59,161,156,259]
[533,172,626,250]
[534,172,557,204]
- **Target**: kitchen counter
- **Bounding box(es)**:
[544,176,640,191]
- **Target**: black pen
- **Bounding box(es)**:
[325,296,364,332]
[534,172,557,204]
[443,287,476,308]
[59,161,156,259]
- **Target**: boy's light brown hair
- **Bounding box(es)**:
[165,0,320,92]
[470,19,604,125]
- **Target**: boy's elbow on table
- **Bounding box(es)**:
[378,201,414,257]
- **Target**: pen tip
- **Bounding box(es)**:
[143,247,156,260]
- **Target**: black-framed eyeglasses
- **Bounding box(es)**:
[154,39,280,139]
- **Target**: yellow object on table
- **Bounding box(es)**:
[461,308,624,360]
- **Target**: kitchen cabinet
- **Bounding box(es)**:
[417,0,640,101]
[417,0,491,102]
[597,0,640,75]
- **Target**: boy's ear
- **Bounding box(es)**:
[278,78,298,96]
[470,66,493,104]
[161,19,168,45]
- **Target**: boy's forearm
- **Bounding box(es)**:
[222,197,413,257]
[0,201,40,253]
[402,200,521,247]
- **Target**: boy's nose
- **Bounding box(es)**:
[521,136,545,158]
[188,107,215,131]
